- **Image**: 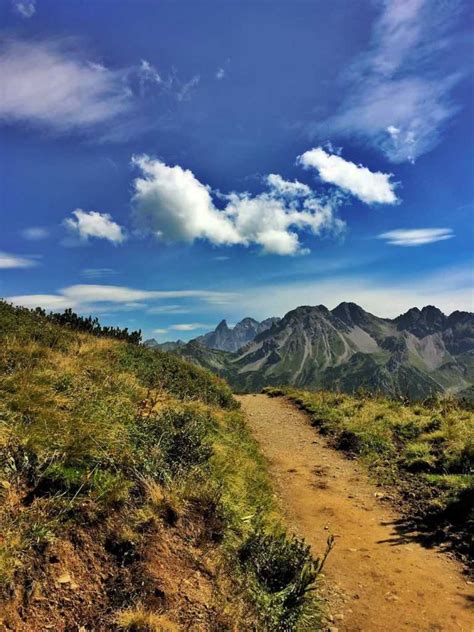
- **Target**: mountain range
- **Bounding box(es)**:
[145,303,474,399]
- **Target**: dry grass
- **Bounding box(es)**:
[117,607,179,631]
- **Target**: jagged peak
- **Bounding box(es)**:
[215,319,229,331]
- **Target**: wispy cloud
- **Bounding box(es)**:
[215,67,226,80]
[0,38,130,132]
[146,304,190,314]
[0,251,38,269]
[378,228,454,246]
[5,284,238,313]
[64,210,126,244]
[0,37,200,137]
[176,74,200,102]
[313,0,464,162]
[20,227,49,241]
[298,147,398,204]
[169,323,211,331]
[11,0,36,18]
[131,153,347,256]
[81,268,116,279]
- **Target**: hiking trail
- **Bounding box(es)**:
[237,394,473,632]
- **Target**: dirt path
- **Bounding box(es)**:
[237,394,474,632]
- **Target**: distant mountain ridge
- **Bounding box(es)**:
[162,302,474,399]
[144,316,280,352]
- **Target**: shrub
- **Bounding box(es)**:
[239,525,331,630]
[402,442,436,472]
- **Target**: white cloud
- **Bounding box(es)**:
[176,74,200,102]
[61,285,152,304]
[169,323,211,331]
[215,67,226,80]
[0,251,37,269]
[152,328,168,334]
[131,155,240,245]
[21,227,49,240]
[146,305,190,314]
[64,210,126,244]
[0,39,130,131]
[81,268,116,279]
[266,173,311,198]
[6,284,238,313]
[298,147,397,204]
[12,0,36,18]
[314,0,463,162]
[378,228,454,246]
[7,294,73,310]
[131,155,344,255]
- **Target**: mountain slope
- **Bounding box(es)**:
[0,301,319,630]
[175,303,474,399]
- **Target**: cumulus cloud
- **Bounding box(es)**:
[0,251,38,269]
[64,210,126,244]
[378,228,454,246]
[12,0,36,18]
[298,147,397,205]
[131,155,345,255]
[314,0,464,162]
[20,227,49,240]
[0,39,130,131]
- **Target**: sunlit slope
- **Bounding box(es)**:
[0,301,322,631]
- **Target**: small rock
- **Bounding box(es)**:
[334,614,344,621]
[385,592,400,602]
[328,627,339,632]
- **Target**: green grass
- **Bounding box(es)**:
[0,301,321,630]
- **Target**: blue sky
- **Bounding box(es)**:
[1,0,473,341]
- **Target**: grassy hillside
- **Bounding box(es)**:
[265,387,473,566]
[0,301,325,631]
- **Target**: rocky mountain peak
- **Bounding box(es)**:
[395,305,447,337]
[332,302,369,325]
[215,319,229,331]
